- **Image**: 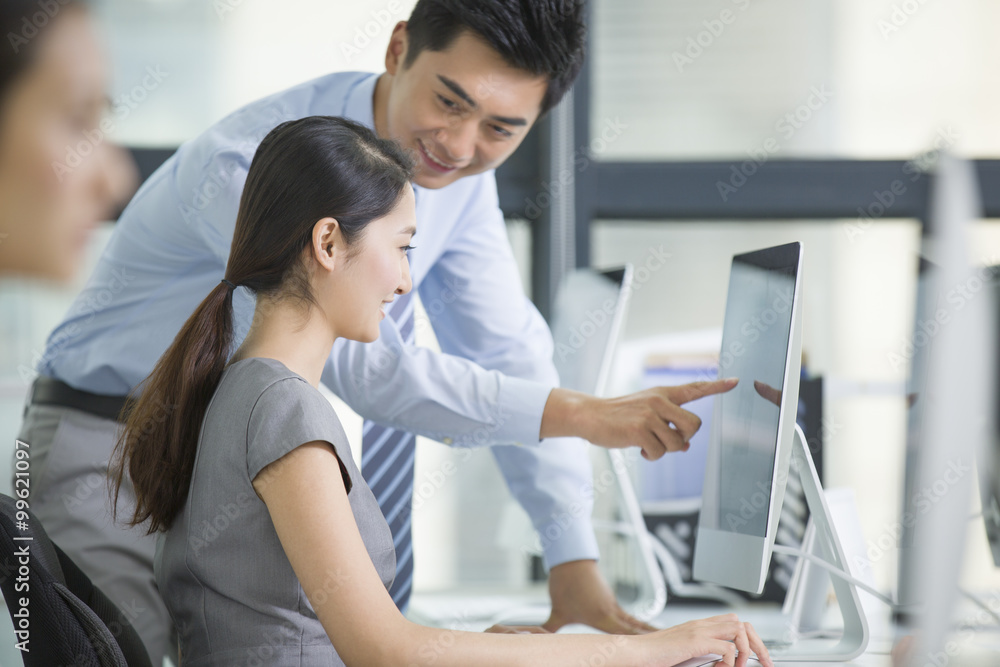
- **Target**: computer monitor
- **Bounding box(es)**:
[479,265,665,627]
[694,242,803,595]
[693,242,870,662]
[894,153,991,666]
[901,260,1000,576]
[550,265,669,619]
[978,264,1000,568]
[550,266,633,395]
[895,256,933,616]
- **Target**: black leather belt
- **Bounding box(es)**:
[29,376,131,423]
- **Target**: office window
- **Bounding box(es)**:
[591,0,1000,159]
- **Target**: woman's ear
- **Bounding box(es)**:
[311,217,341,272]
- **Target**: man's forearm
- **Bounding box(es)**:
[540,380,739,460]
[324,326,554,447]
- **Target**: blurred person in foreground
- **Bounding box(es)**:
[0,0,135,281]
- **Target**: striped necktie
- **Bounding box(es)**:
[361,290,417,610]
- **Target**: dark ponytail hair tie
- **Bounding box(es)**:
[221,279,237,291]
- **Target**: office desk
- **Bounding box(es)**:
[651,603,892,667]
[409,590,1000,667]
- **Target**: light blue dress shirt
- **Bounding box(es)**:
[37,71,598,568]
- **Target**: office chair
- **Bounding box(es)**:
[0,493,153,667]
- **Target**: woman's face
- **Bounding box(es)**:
[327,185,417,343]
[0,7,135,282]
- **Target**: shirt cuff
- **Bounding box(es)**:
[537,513,601,571]
[492,376,553,447]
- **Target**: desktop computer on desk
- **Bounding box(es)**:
[687,155,1000,667]
[691,242,873,663]
[896,154,998,667]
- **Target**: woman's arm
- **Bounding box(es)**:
[253,441,772,667]
[255,441,416,665]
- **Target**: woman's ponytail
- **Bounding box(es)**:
[110,281,236,533]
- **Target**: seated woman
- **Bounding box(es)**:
[110,115,771,667]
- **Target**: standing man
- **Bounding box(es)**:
[19,1,728,664]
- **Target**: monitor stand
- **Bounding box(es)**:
[769,424,870,662]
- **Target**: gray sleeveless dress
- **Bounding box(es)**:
[154,357,396,666]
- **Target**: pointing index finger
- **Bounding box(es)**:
[669,378,739,405]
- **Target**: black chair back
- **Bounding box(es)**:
[0,493,153,666]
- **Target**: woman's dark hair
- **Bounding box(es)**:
[403,0,586,116]
[110,116,415,533]
[1,0,84,101]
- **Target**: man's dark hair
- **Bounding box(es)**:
[403,0,587,116]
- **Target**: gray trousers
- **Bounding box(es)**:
[16,403,177,666]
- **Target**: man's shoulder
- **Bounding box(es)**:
[168,71,377,209]
[196,70,374,147]
[237,70,374,117]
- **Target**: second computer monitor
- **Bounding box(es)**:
[550,266,633,396]
[694,241,804,595]
[979,265,1000,568]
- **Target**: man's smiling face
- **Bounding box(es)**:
[376,24,549,190]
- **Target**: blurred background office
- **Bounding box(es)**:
[1,0,999,643]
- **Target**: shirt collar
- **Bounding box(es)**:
[342,72,380,131]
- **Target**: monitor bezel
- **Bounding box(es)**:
[594,265,633,397]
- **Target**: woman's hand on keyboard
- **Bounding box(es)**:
[634,613,772,667]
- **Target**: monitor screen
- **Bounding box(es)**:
[701,243,799,539]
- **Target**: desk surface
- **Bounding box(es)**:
[652,604,892,667]
[409,590,1000,667]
